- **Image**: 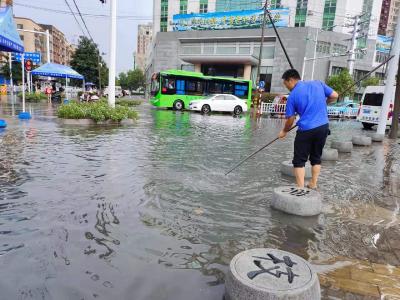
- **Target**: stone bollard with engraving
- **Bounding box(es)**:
[271,186,322,217]
[225,248,321,300]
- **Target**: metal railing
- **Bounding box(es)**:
[261,103,359,118]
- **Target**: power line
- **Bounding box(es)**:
[71,0,94,41]
[14,2,152,20]
[63,0,86,36]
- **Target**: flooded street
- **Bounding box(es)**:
[0,101,399,299]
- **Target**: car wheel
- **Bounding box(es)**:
[201,104,211,114]
[173,100,184,111]
[362,122,374,130]
[233,106,243,116]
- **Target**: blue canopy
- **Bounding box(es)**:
[0,7,24,53]
[31,63,84,80]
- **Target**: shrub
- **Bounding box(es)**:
[57,101,138,122]
[17,92,47,102]
[116,99,143,106]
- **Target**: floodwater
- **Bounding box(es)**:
[0,99,399,300]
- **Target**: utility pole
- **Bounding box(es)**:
[8,52,13,99]
[256,1,268,87]
[108,0,117,107]
[97,50,102,91]
[378,9,400,136]
[348,15,360,76]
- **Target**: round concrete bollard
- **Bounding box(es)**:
[225,248,321,300]
[331,141,353,153]
[321,148,338,161]
[368,133,384,142]
[271,186,322,217]
[281,161,312,179]
[352,135,372,146]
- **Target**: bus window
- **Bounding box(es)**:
[222,82,234,94]
[185,79,204,95]
[162,77,176,94]
[363,93,384,106]
[151,73,160,96]
[234,84,249,99]
[208,81,223,94]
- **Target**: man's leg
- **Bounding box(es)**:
[308,164,321,189]
[293,167,306,188]
[293,131,310,188]
[308,125,329,189]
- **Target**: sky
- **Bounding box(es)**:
[13,0,153,74]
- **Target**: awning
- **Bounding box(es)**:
[31,63,84,80]
[0,7,24,53]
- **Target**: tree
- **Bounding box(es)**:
[70,36,108,88]
[1,61,22,84]
[118,69,145,91]
[361,76,381,88]
[326,69,355,99]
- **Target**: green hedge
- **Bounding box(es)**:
[116,99,143,107]
[57,101,138,122]
[17,92,47,102]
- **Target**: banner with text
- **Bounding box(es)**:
[13,52,42,64]
[376,35,393,53]
[172,8,289,31]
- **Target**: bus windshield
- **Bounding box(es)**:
[151,73,160,96]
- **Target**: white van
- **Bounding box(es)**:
[357,86,394,130]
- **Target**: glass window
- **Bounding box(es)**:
[180,0,188,14]
[200,0,208,13]
[209,81,223,94]
[161,77,176,94]
[376,51,389,63]
[214,95,225,100]
[216,43,236,55]
[331,66,343,76]
[222,82,234,94]
[295,0,308,27]
[182,44,201,54]
[203,44,214,54]
[185,80,204,95]
[363,93,384,106]
[254,46,275,59]
[317,41,331,54]
[17,24,23,29]
[224,95,236,100]
[333,43,347,55]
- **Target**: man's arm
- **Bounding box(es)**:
[327,91,339,104]
[279,116,296,139]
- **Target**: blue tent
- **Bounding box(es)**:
[31,63,84,80]
[0,7,24,53]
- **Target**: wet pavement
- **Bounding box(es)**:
[0,99,399,299]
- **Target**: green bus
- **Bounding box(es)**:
[150,69,252,110]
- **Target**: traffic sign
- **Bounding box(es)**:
[259,81,265,89]
[13,52,41,64]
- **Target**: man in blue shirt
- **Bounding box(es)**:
[279,69,338,189]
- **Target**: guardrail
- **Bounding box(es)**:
[261,103,359,118]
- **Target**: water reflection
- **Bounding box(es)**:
[0,101,398,299]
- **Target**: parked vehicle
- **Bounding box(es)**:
[103,86,123,98]
[189,94,248,115]
[328,101,357,118]
[357,86,394,129]
[150,69,252,111]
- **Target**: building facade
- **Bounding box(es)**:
[153,0,383,38]
[135,23,153,71]
[146,27,380,94]
[386,0,400,36]
[40,24,74,65]
[14,17,47,62]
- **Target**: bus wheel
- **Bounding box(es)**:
[201,105,211,114]
[362,122,374,130]
[173,100,184,111]
[233,106,243,116]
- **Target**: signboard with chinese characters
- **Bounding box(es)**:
[13,52,42,64]
[376,35,393,54]
[172,8,289,32]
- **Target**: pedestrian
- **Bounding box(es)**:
[278,69,338,189]
[45,84,52,103]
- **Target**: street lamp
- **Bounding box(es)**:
[108,0,117,107]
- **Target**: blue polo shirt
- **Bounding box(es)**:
[286,80,333,131]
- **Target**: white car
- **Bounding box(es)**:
[189,94,248,115]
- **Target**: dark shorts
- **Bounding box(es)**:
[293,124,330,168]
